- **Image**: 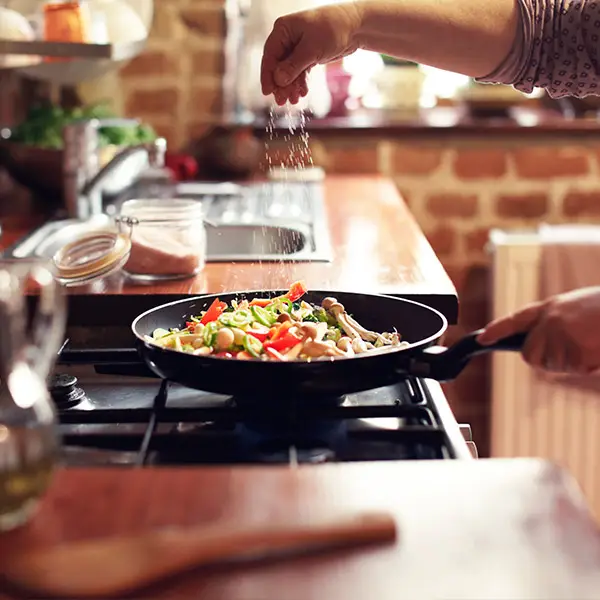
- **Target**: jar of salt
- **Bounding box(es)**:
[119,199,207,281]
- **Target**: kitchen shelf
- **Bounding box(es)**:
[0,38,146,64]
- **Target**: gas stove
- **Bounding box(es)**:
[50,346,476,466]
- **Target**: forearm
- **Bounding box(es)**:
[353,0,520,78]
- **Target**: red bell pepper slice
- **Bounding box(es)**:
[249,298,272,308]
[264,332,302,353]
[270,321,292,341]
[286,280,308,302]
[246,328,270,343]
[200,298,227,325]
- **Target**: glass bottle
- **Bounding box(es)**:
[0,261,66,532]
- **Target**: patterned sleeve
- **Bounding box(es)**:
[477,0,600,98]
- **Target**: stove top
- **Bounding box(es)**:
[51,347,473,466]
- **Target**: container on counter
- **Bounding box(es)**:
[51,198,207,286]
[119,199,207,282]
[43,1,91,55]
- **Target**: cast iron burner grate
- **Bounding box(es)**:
[52,346,466,466]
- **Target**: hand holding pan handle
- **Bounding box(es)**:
[406,330,527,382]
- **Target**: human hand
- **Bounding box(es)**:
[476,286,600,375]
[261,2,363,105]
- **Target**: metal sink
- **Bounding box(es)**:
[3,182,333,263]
[207,223,309,261]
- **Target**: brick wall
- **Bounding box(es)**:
[118,0,226,150]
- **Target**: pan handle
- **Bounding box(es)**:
[408,330,527,381]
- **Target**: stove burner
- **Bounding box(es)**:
[232,394,347,410]
[52,346,472,464]
[258,442,335,464]
[48,373,87,409]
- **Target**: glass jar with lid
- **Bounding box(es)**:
[51,199,207,286]
[119,198,207,281]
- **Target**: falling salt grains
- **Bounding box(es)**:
[297,109,314,168]
[264,102,314,177]
[263,99,315,283]
[264,105,277,172]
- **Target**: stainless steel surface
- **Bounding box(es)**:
[466,442,479,459]
[63,118,164,220]
[4,182,334,263]
[63,121,100,219]
[459,425,478,459]
[0,39,147,63]
[459,424,473,442]
[207,224,307,258]
[429,383,474,460]
[4,215,113,260]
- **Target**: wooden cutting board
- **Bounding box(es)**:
[1,458,599,600]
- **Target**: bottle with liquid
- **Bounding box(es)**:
[0,261,66,532]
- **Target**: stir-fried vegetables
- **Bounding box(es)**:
[146,281,409,361]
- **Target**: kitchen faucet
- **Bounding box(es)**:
[62,118,167,220]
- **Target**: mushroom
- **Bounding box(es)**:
[277,313,292,323]
[337,336,355,356]
[230,327,246,345]
[322,296,401,347]
[302,340,346,358]
[215,328,235,351]
[298,321,327,342]
[321,297,362,340]
[193,346,212,356]
[281,321,328,360]
[352,338,369,354]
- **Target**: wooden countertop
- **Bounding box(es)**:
[1,176,458,324]
[1,459,599,600]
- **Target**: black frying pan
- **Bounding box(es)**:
[132,290,525,402]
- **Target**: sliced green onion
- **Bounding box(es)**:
[243,334,263,358]
[218,309,253,328]
[268,298,292,315]
[250,305,277,327]
[203,321,219,346]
